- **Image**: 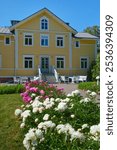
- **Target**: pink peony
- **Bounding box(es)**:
[29,87,38,93]
[23,96,32,103]
[40,90,45,95]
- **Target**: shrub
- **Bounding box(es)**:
[15,82,100,150]
[20,80,66,103]
[0,84,24,94]
[78,82,100,92]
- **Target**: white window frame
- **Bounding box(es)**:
[56,35,64,48]
[4,36,11,45]
[80,57,89,69]
[40,34,49,47]
[23,55,34,69]
[0,55,2,68]
[75,40,80,48]
[40,16,49,31]
[55,56,65,69]
[24,33,33,46]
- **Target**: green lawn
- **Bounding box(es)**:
[0,94,25,150]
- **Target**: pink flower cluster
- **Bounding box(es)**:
[20,80,65,103]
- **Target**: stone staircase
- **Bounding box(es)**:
[42,74,57,84]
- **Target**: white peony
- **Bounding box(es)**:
[21,110,31,118]
[35,129,43,139]
[57,102,67,112]
[71,90,80,96]
[90,92,97,97]
[82,124,89,129]
[43,114,49,121]
[20,122,25,128]
[32,107,39,113]
[80,98,91,103]
[15,109,22,116]
[70,114,75,118]
[90,124,100,135]
[70,131,84,141]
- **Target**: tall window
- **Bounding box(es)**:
[24,56,34,69]
[75,41,80,48]
[40,34,49,47]
[40,17,49,30]
[80,57,88,69]
[56,35,64,47]
[24,33,33,46]
[56,57,65,69]
[5,37,10,45]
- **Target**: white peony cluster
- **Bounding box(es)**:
[67,90,80,97]
[90,92,97,97]
[90,124,100,141]
[38,120,56,130]
[23,128,43,150]
[56,123,85,141]
[80,97,91,103]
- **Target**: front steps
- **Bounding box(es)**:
[42,74,57,84]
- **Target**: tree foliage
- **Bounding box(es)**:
[83,25,100,37]
[87,53,100,81]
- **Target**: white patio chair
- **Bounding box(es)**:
[60,76,69,83]
[13,77,20,84]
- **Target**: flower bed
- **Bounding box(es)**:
[15,81,100,150]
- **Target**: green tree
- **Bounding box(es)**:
[84,25,100,52]
[87,53,100,81]
[92,53,100,80]
[84,25,100,37]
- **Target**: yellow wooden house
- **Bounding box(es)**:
[0,8,98,83]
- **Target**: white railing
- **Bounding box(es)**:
[38,65,42,81]
[52,66,59,83]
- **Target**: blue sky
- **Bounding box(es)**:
[0,0,100,32]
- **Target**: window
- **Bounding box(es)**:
[56,36,64,47]
[56,57,65,69]
[80,57,88,69]
[24,33,33,46]
[5,37,10,45]
[75,41,80,48]
[40,34,49,47]
[24,56,34,69]
[40,17,49,30]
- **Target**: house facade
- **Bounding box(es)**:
[0,8,98,82]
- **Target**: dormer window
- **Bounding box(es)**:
[40,17,49,30]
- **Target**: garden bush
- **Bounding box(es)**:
[78,82,100,92]
[0,84,24,94]
[15,81,100,150]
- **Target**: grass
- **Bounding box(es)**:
[0,94,25,150]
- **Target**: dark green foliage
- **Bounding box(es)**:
[91,54,100,80]
[0,84,24,94]
[78,82,100,92]
[87,53,100,81]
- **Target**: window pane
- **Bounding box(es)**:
[61,61,64,68]
[29,38,32,45]
[6,37,10,44]
[57,61,60,68]
[29,61,32,68]
[41,19,48,30]
[25,61,28,68]
[76,41,79,47]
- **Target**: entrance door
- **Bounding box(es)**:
[41,57,49,73]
